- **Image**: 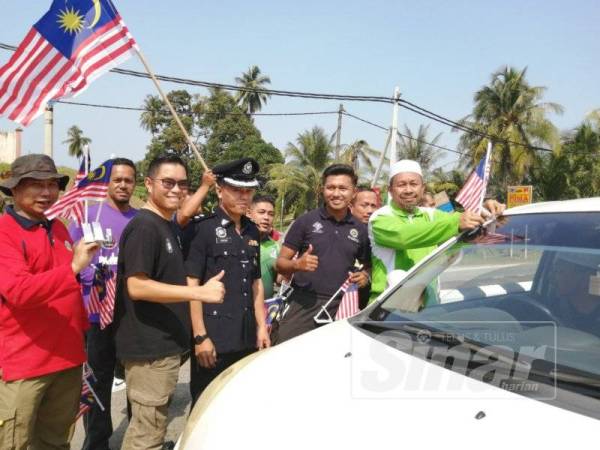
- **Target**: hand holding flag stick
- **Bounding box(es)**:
[313,265,363,324]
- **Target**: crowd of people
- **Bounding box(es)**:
[0,152,504,450]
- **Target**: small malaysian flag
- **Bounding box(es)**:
[75,363,104,421]
[264,295,284,327]
[0,0,137,126]
[89,263,116,329]
[335,277,360,320]
[45,159,114,221]
[455,141,493,213]
[69,153,91,225]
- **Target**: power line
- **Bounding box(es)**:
[0,41,553,152]
[55,98,465,159]
[342,111,464,156]
[56,100,338,117]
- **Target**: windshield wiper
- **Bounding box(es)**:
[355,321,532,372]
[399,323,533,371]
[528,367,600,388]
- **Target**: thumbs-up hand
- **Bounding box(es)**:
[193,270,226,303]
[294,244,319,272]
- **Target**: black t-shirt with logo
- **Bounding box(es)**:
[114,208,191,360]
[283,207,371,297]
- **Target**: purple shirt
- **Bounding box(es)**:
[69,203,137,322]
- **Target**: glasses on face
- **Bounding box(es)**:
[151,178,189,190]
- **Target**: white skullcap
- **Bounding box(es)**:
[390,159,423,180]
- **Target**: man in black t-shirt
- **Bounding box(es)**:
[185,158,271,406]
[114,153,225,450]
[274,164,371,343]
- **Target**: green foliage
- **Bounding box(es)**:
[339,139,382,183]
[235,65,272,114]
[427,168,465,198]
[396,124,443,175]
[457,66,563,187]
[63,125,91,160]
[138,88,282,189]
[530,122,600,201]
[268,126,333,219]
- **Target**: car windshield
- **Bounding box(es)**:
[364,212,600,380]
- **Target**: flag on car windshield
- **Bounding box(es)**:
[0,0,137,126]
[45,159,114,222]
[456,141,493,213]
[335,277,360,320]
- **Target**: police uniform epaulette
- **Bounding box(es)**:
[191,213,214,223]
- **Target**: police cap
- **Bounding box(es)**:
[213,158,260,188]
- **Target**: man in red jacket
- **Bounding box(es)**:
[0,154,98,449]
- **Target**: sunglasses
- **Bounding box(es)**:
[151,178,189,190]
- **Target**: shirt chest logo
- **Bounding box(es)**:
[347,228,360,243]
[165,238,174,254]
[216,226,232,244]
[312,221,324,234]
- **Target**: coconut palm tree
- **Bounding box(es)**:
[235,65,271,114]
[339,139,382,182]
[140,95,165,136]
[427,167,465,197]
[63,125,91,159]
[396,124,443,175]
[457,66,563,185]
[267,126,333,217]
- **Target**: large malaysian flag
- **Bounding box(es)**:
[0,0,137,126]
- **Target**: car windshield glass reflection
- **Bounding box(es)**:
[363,212,600,381]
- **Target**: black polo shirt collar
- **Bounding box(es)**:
[215,206,253,234]
[318,206,354,224]
[7,205,53,231]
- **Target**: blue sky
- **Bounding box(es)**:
[1,0,599,173]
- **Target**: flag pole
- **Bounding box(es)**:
[477,140,493,212]
[83,144,90,224]
[133,49,209,172]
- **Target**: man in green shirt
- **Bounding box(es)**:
[369,159,505,302]
[248,195,279,299]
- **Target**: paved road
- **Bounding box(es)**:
[440,261,537,290]
[71,360,191,449]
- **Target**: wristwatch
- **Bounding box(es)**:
[194,334,208,345]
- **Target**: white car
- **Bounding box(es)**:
[176,198,600,449]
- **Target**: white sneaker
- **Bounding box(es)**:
[112,377,126,392]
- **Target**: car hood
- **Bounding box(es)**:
[179,320,599,450]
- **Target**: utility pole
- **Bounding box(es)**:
[389,87,400,168]
[44,103,54,157]
[335,103,344,160]
[371,129,392,188]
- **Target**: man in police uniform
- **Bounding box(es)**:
[185,158,271,406]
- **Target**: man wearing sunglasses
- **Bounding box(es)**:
[114,153,226,450]
[185,157,271,407]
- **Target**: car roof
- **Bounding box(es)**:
[505,197,600,215]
